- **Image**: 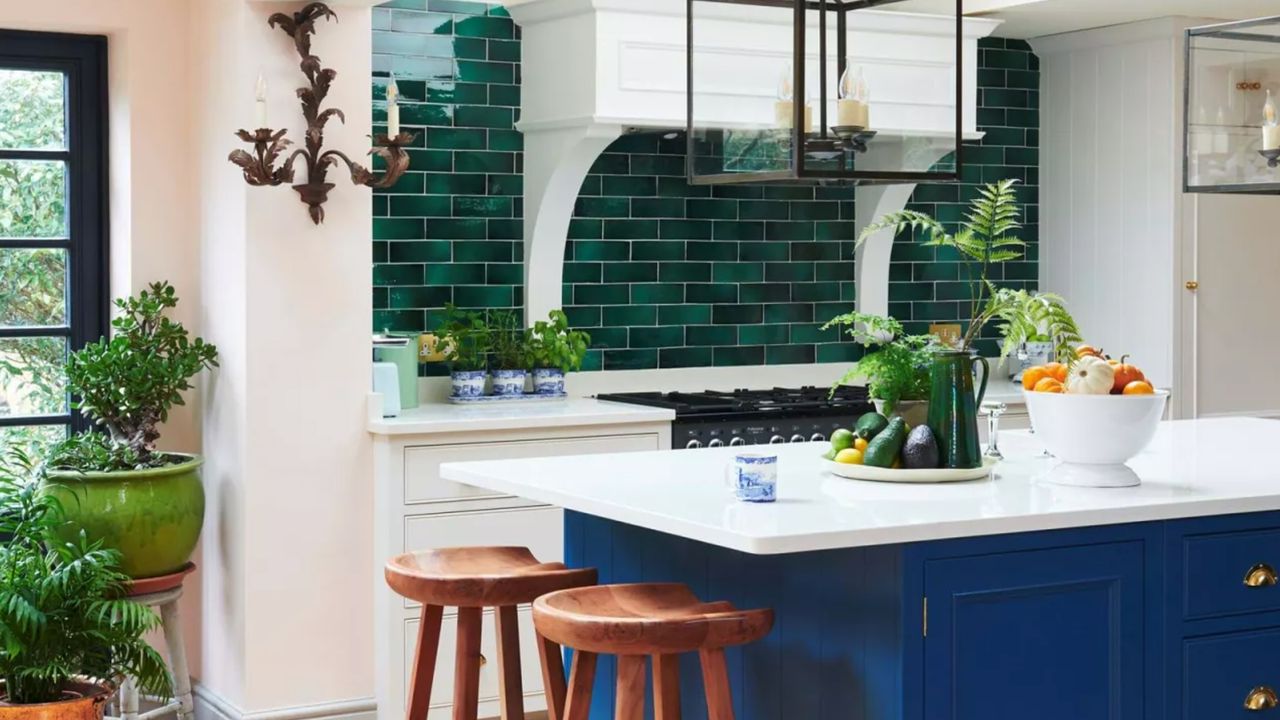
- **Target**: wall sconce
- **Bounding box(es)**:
[228,2,414,224]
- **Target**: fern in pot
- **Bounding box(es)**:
[40,283,217,579]
[822,313,936,427]
[0,451,172,719]
[527,310,591,396]
[437,305,491,398]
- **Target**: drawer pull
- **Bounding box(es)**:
[1245,563,1278,588]
[1245,686,1279,711]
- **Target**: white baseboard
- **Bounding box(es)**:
[192,685,375,720]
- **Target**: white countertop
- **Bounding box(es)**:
[441,416,1280,554]
[368,397,674,435]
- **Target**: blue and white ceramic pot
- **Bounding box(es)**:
[450,370,488,398]
[532,368,566,395]
[492,368,527,396]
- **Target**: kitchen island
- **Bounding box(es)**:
[441,416,1280,720]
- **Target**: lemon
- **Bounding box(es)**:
[853,437,869,452]
[830,428,855,453]
[835,448,864,465]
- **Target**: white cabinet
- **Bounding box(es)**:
[372,415,671,720]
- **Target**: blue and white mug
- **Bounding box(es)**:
[725,452,777,503]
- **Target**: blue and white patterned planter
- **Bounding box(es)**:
[730,453,778,503]
[532,368,566,396]
[450,370,488,398]
[491,368,527,396]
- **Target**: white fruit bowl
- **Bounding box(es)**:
[1023,389,1169,465]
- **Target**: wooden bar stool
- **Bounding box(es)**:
[532,583,774,720]
[385,547,597,720]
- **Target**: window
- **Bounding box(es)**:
[0,30,108,453]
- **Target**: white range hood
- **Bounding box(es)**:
[505,0,1001,323]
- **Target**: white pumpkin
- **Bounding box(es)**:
[1066,355,1115,395]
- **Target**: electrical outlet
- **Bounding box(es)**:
[419,333,448,363]
[929,323,963,348]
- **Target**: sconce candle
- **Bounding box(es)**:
[255,73,268,128]
[774,62,812,132]
[1264,89,1280,151]
[837,63,870,129]
[386,76,401,138]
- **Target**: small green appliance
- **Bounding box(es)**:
[374,334,419,410]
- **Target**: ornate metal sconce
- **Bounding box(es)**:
[229,2,414,224]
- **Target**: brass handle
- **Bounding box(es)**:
[1185,280,1199,291]
[1245,686,1278,711]
[479,653,487,667]
[1245,563,1278,588]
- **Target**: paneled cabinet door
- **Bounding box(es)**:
[923,540,1146,720]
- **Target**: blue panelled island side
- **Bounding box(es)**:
[441,417,1280,719]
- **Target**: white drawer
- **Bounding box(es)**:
[404,433,659,505]
[402,507,564,609]
[403,606,549,716]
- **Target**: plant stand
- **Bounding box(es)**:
[106,564,196,720]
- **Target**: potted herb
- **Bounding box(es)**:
[437,305,491,398]
[40,283,217,579]
[488,310,530,396]
[821,313,936,427]
[527,310,591,395]
[1,451,172,718]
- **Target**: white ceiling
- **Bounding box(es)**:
[893,0,1280,39]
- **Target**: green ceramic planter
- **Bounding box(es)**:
[41,455,205,579]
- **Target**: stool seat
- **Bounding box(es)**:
[534,583,774,655]
[386,546,596,608]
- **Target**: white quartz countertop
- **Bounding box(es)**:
[368,397,674,435]
[441,416,1280,554]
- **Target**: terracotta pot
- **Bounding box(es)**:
[0,680,112,720]
[873,398,930,429]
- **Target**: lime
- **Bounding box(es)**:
[835,448,864,465]
[821,448,837,461]
[830,428,855,453]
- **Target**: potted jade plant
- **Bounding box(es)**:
[1,450,172,718]
[40,282,217,579]
[438,305,491,398]
[821,313,935,427]
[527,310,591,395]
[488,310,530,396]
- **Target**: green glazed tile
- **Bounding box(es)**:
[791,283,840,302]
[564,306,601,327]
[978,68,1005,88]
[427,127,486,150]
[815,262,855,281]
[603,219,659,240]
[374,218,425,240]
[489,129,523,151]
[631,198,686,218]
[399,103,452,127]
[563,262,602,284]
[457,60,514,84]
[603,262,658,283]
[428,0,487,13]
[390,240,451,263]
[740,243,789,262]
[487,174,522,196]
[454,36,490,60]
[488,84,520,109]
[575,197,630,218]
[739,324,788,345]
[572,240,629,262]
[453,241,513,263]
[1005,147,1038,165]
[816,343,862,363]
[712,304,762,325]
[608,134,660,153]
[603,349,658,371]
[659,220,712,240]
[486,264,521,285]
[602,176,657,196]
[659,262,711,283]
[590,153,630,174]
[629,326,684,348]
[713,221,764,242]
[390,195,452,217]
[659,304,712,325]
[686,199,738,220]
[374,196,389,217]
[589,327,628,348]
[984,48,1028,70]
[567,219,603,240]
[791,322,840,344]
[629,154,684,176]
[453,285,515,308]
[740,283,791,303]
[790,242,840,262]
[454,15,514,39]
[764,262,814,282]
[659,347,713,369]
[374,263,425,286]
[764,303,813,323]
[604,305,657,327]
[764,221,815,242]
[486,219,521,240]
[426,263,486,285]
[761,186,813,201]
[406,149,452,172]
[687,325,736,346]
[376,172,425,195]
[714,346,765,367]
[738,201,789,220]
[489,39,520,63]
[912,301,964,321]
[423,173,486,195]
[982,127,1026,146]
[373,241,388,263]
[712,185,763,200]
[658,177,709,198]
[453,196,512,217]
[631,283,685,304]
[983,88,1028,108]
[891,281,939,301]
[766,345,814,365]
[455,105,513,129]
[686,241,737,262]
[713,262,763,283]
[374,309,427,333]
[575,284,630,305]
[789,202,840,221]
[373,285,389,308]
[686,284,738,304]
[631,241,685,261]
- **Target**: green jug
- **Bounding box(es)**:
[926,350,989,469]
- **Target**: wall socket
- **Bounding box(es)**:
[929,323,963,348]
[418,333,448,363]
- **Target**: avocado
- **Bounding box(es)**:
[863,416,908,468]
[902,425,940,470]
[854,411,889,440]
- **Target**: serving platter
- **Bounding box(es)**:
[822,456,997,484]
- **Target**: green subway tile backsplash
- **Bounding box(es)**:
[373,4,1038,370]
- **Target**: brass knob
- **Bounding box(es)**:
[1185,280,1199,291]
[479,653,488,667]
[1245,686,1278,711]
[1245,563,1278,588]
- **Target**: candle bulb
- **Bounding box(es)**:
[1264,89,1279,152]
[386,75,401,139]
[254,72,268,129]
[837,63,870,129]
[773,62,812,133]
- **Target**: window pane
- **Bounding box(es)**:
[0,248,66,327]
[0,160,66,238]
[0,423,66,460]
[0,336,67,417]
[0,69,65,150]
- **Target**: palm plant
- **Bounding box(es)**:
[0,451,171,705]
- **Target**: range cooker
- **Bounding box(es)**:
[596,386,873,449]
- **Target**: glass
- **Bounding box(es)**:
[0,336,68,416]
[0,423,67,459]
[981,400,1007,461]
[0,159,68,238]
[0,69,65,151]
[0,248,67,327]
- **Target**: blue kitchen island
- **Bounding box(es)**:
[442,417,1280,720]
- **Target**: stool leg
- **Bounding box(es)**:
[614,655,645,720]
[407,605,444,720]
[159,597,194,720]
[699,649,734,720]
[534,635,567,720]
[652,654,681,720]
[120,674,139,720]
[562,651,597,720]
[494,606,524,720]
[453,607,483,720]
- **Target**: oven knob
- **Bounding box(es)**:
[810,433,826,442]
[729,437,747,447]
[685,439,703,449]
[769,435,786,444]
[790,434,807,443]
[708,438,725,448]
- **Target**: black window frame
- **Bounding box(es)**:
[0,30,109,435]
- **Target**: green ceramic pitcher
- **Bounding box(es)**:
[926,350,990,469]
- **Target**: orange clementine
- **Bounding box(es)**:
[1122,380,1154,395]
[1044,362,1069,383]
[1022,366,1050,391]
[1111,356,1146,393]
[1033,377,1065,393]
